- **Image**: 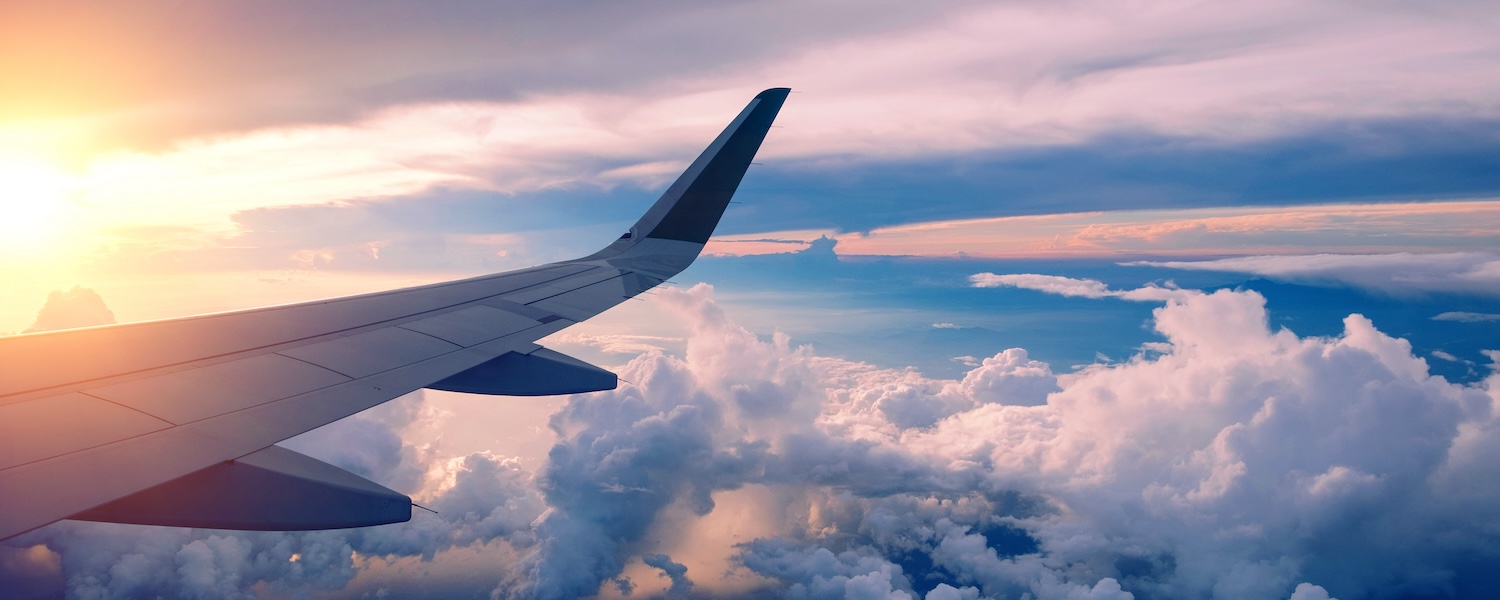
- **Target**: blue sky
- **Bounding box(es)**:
[2,1,1499,599]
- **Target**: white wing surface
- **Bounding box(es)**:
[0,88,791,541]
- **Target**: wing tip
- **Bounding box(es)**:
[756,87,792,100]
[578,87,791,263]
[634,88,790,244]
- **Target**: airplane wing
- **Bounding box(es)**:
[0,87,791,541]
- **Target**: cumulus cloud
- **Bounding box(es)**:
[9,282,1500,599]
[1289,583,1339,600]
[1128,252,1500,296]
[547,332,683,355]
[23,286,116,333]
[492,282,1500,598]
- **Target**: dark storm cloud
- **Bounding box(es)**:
[642,553,694,598]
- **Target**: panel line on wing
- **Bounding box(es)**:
[76,391,181,424]
[0,393,175,471]
[86,354,355,425]
[0,312,571,478]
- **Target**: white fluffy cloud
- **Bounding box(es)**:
[498,282,1500,598]
[6,282,1499,599]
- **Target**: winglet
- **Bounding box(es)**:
[626,88,790,244]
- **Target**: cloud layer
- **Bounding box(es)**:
[1128,252,1500,296]
[11,1,1500,246]
[706,201,1500,260]
[6,280,1500,598]
[11,0,1500,157]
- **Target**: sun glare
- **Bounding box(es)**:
[0,160,75,246]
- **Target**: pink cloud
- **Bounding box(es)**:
[715,200,1500,259]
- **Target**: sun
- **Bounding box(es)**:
[0,160,75,245]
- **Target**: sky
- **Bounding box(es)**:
[1,1,1499,598]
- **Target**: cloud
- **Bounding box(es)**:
[23,286,116,333]
[1289,583,1339,600]
[13,1,1500,248]
[729,201,1500,260]
[1434,311,1500,323]
[546,332,683,355]
[503,283,1500,598]
[9,283,1500,599]
[736,539,919,599]
[17,0,1500,155]
[582,284,1500,598]
[704,231,836,257]
[641,553,694,599]
[969,273,1191,302]
[1128,252,1500,296]
[1,1,973,152]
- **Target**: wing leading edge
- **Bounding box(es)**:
[0,87,790,541]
